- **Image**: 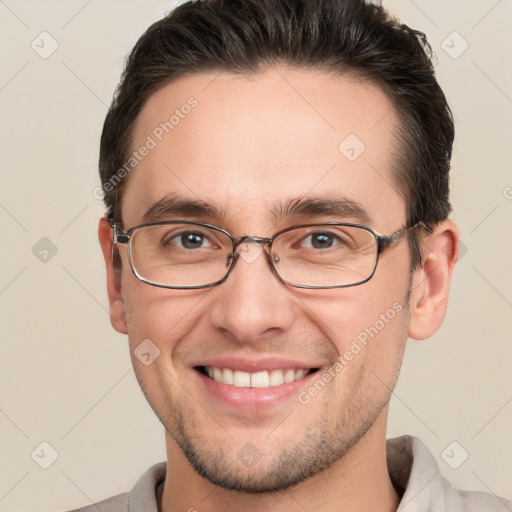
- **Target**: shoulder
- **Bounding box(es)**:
[65,492,129,512]
[436,478,512,512]
[63,462,166,512]
[387,435,511,511]
[448,486,512,511]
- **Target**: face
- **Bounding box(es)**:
[113,68,415,492]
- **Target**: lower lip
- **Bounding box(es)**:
[195,369,318,412]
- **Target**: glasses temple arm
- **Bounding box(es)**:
[377,221,433,253]
[112,223,130,245]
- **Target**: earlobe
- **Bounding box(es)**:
[98,217,128,335]
[407,220,459,340]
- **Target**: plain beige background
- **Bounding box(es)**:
[1,1,511,510]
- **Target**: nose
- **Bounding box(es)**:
[208,242,295,345]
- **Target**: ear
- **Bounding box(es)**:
[98,217,128,334]
[407,219,459,340]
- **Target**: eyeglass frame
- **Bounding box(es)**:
[111,219,433,290]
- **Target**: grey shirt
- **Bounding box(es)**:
[67,435,510,511]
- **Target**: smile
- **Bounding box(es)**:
[198,366,318,388]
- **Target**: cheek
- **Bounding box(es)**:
[318,297,409,405]
[295,252,411,374]
[123,281,210,351]
[298,290,407,351]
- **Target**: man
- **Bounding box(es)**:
[74,0,510,510]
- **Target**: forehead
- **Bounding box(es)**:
[123,67,405,231]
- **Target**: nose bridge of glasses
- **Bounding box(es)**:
[232,235,273,253]
[228,236,275,271]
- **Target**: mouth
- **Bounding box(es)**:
[196,365,320,389]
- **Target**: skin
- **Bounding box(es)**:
[98,67,458,512]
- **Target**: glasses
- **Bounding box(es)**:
[112,220,432,290]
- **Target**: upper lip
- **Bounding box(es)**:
[193,356,321,373]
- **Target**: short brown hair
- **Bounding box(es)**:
[99,0,454,268]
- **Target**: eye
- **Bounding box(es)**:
[165,231,213,250]
[300,231,342,249]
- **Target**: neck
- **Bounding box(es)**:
[160,411,400,512]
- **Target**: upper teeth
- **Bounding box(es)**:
[205,366,310,388]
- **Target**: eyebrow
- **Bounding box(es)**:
[142,195,225,223]
[272,195,373,225]
[140,193,372,226]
